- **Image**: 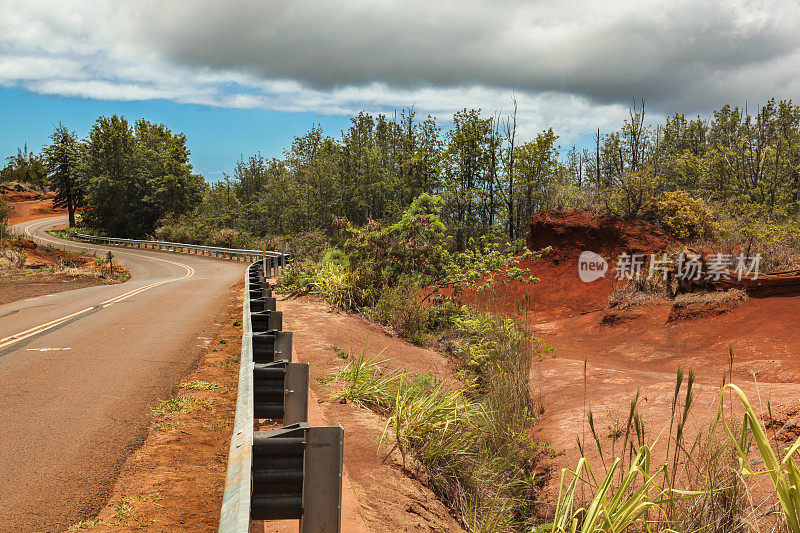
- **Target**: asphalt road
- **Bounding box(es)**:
[0,216,246,531]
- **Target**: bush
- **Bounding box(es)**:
[315,261,356,310]
[279,261,317,293]
[714,207,800,271]
[365,278,430,345]
[602,167,662,219]
[320,247,349,268]
[643,190,719,240]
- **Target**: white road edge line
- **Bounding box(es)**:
[0,219,195,351]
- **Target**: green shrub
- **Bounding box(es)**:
[715,206,800,270]
[279,261,317,293]
[315,261,356,309]
[320,247,349,268]
[365,278,430,345]
[643,190,719,239]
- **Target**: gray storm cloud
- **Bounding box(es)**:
[1,0,798,133]
[132,0,798,111]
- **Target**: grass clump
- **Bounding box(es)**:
[179,380,220,390]
[538,358,800,532]
[152,396,214,416]
[153,421,184,431]
[722,383,800,532]
[67,519,106,531]
[331,347,404,409]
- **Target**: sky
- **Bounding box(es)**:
[1,0,798,181]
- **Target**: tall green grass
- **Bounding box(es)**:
[331,346,404,410]
[722,383,800,532]
[327,315,542,532]
[537,370,800,533]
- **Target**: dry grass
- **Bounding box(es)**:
[669,289,747,322]
[672,288,748,309]
[0,246,26,269]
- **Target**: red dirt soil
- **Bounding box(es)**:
[473,210,800,510]
[1,185,66,225]
[468,210,676,322]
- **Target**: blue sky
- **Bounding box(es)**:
[0,87,351,182]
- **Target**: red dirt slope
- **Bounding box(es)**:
[1,183,66,224]
[489,210,800,510]
[478,210,676,321]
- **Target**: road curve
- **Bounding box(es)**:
[0,216,246,531]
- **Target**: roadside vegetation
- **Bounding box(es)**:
[3,116,205,236]
[278,194,544,529]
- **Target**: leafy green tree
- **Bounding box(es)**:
[42,123,84,227]
[442,109,496,250]
[512,128,559,232]
[286,126,342,230]
[81,115,139,236]
[81,115,204,237]
[134,119,206,231]
[1,144,47,187]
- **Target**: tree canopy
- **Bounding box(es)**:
[80,115,206,237]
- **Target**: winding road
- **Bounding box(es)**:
[0,216,246,531]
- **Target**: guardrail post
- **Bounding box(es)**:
[284,363,309,425]
[251,425,307,521]
[251,310,282,332]
[252,361,307,422]
[252,331,292,364]
[301,426,344,533]
[250,423,343,529]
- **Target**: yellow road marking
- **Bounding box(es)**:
[0,219,195,351]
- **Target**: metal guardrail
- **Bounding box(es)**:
[219,261,343,533]
[74,233,292,270]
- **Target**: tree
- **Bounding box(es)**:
[43,123,84,227]
[443,109,495,250]
[1,144,47,187]
[134,119,205,230]
[81,115,139,236]
[513,128,559,233]
[81,115,205,237]
[501,93,518,241]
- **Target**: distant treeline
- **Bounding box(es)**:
[4,98,800,246]
[192,98,800,250]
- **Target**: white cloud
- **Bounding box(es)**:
[0,0,797,140]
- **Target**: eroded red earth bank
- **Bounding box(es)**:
[475,210,800,501]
